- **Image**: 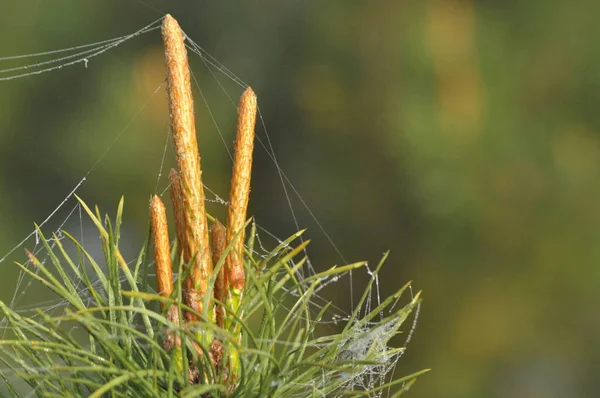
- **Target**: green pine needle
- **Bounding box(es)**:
[0,198,426,396]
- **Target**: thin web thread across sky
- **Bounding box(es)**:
[0,16,419,396]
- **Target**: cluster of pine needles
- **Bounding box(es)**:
[0,14,426,397]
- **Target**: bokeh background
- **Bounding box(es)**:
[1,1,599,397]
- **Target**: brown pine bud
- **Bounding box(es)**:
[226,87,257,292]
[210,219,227,328]
[162,14,213,317]
[150,195,174,306]
[169,168,201,321]
[150,195,181,351]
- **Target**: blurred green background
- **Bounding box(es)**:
[2,1,600,397]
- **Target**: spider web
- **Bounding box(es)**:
[0,15,420,397]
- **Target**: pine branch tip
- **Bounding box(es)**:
[150,195,174,305]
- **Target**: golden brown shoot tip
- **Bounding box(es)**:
[162,14,181,36]
[162,14,175,27]
[150,196,168,234]
[241,86,257,104]
[150,195,174,304]
[150,196,169,219]
[211,218,225,231]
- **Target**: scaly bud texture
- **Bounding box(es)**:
[150,195,174,307]
[162,14,213,316]
[150,195,180,351]
[169,168,201,320]
[210,219,227,328]
[226,87,257,293]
